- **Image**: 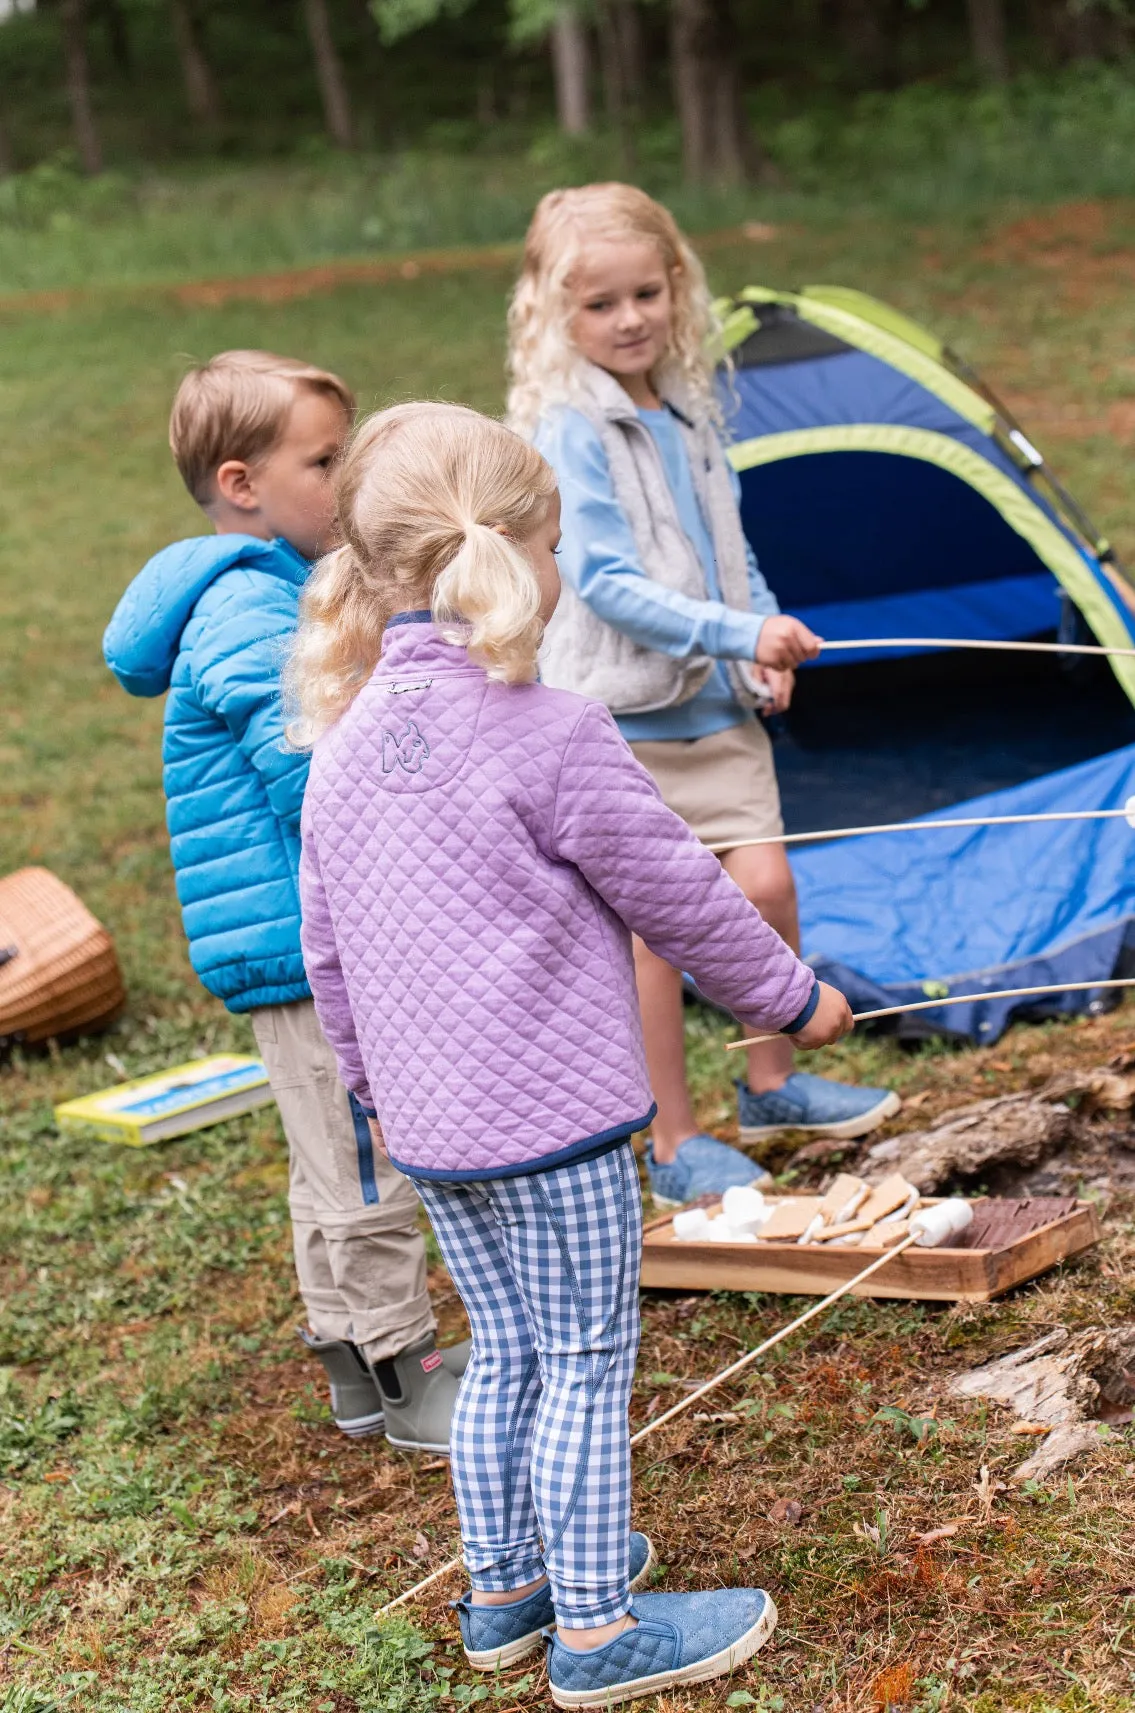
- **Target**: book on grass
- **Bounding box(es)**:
[54,1053,274,1146]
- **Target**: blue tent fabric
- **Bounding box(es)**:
[791,743,1135,1043]
[727,348,1090,657]
[701,288,1135,1040]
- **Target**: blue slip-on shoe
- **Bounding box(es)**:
[644,1134,773,1210]
[547,1587,777,1708]
[456,1533,656,1671]
[736,1072,900,1143]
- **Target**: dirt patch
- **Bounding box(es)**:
[989,199,1114,260]
[0,221,781,319]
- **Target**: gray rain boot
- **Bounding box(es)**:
[440,1338,471,1377]
[366,1334,463,1455]
[297,1328,385,1439]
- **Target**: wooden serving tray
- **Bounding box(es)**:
[640,1196,1102,1303]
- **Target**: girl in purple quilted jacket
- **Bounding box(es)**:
[287,400,851,1707]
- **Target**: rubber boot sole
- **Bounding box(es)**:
[384,1433,451,1455]
[335,1409,386,1439]
[739,1090,900,1145]
[465,1540,658,1672]
[549,1594,777,1708]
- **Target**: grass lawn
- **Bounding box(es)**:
[2,201,1135,1711]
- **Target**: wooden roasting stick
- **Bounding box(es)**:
[820,636,1135,658]
[374,1232,921,1620]
[707,805,1135,855]
[725,977,1135,1053]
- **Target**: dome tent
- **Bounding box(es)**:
[719,285,1135,1041]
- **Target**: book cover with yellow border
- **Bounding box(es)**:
[54,1054,273,1145]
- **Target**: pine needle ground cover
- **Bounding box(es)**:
[2,203,1135,1712]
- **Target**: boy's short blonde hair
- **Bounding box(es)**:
[169,349,355,505]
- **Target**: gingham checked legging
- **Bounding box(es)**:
[413,1142,642,1629]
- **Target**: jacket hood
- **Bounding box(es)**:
[103,534,309,698]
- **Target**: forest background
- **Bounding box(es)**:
[3,0,1135,289]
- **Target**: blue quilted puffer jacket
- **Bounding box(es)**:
[104,534,313,1013]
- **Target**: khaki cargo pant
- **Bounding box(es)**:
[251,999,434,1363]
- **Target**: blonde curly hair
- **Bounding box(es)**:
[286,401,557,744]
[506,183,723,437]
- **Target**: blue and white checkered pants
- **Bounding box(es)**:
[413,1143,642,1628]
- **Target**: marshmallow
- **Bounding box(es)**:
[909,1199,974,1248]
[722,1185,766,1224]
[708,1214,756,1244]
[672,1207,712,1241]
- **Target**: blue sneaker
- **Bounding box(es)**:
[456,1533,656,1671]
[736,1072,900,1143]
[644,1134,772,1210]
[547,1587,777,1708]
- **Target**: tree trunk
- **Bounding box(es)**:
[671,0,710,182]
[302,0,355,149]
[671,0,773,185]
[0,113,12,178]
[966,0,1009,83]
[596,0,635,165]
[169,0,222,127]
[614,0,644,110]
[837,0,889,82]
[95,0,132,77]
[60,0,103,175]
[475,66,497,129]
[550,8,590,136]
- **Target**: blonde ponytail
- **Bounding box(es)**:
[434,521,543,685]
[285,402,557,743]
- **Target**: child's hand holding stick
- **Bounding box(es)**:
[788,980,855,1049]
[755,614,822,670]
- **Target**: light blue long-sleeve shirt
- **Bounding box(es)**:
[535,404,780,741]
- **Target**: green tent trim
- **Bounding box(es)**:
[731,286,996,435]
[728,422,1135,706]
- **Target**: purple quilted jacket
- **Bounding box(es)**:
[299,614,815,1181]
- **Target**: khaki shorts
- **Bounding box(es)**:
[629,718,784,851]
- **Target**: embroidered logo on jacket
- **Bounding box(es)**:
[382,719,430,775]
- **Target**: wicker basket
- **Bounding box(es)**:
[0,867,126,1047]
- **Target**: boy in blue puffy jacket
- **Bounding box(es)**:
[104,351,463,1453]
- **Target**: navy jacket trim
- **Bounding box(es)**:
[394,1105,657,1184]
[781,980,820,1035]
[348,1092,381,1205]
[387,609,434,628]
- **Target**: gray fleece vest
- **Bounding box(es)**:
[538,362,765,716]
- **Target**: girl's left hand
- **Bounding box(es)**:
[755,666,795,713]
[367,1117,390,1160]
